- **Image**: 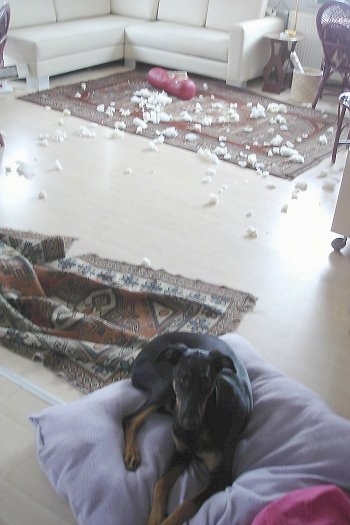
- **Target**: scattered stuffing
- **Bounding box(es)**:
[16,161,36,179]
[78,126,96,138]
[133,117,147,133]
[120,108,131,117]
[180,111,192,122]
[246,210,253,217]
[292,190,299,199]
[294,181,307,191]
[238,160,247,168]
[140,257,151,268]
[153,134,165,144]
[5,166,11,174]
[52,129,67,142]
[202,176,212,184]
[201,115,213,126]
[281,203,288,213]
[37,136,49,147]
[124,167,133,175]
[266,102,287,114]
[247,153,257,167]
[108,129,124,139]
[322,180,336,192]
[280,146,296,157]
[206,168,216,177]
[147,141,158,152]
[44,105,51,111]
[54,159,63,171]
[114,121,126,130]
[327,127,334,134]
[162,127,178,139]
[198,147,219,164]
[317,169,328,178]
[38,190,47,199]
[213,145,228,156]
[185,133,198,142]
[96,104,105,113]
[245,226,258,238]
[319,134,328,146]
[270,134,284,147]
[62,108,71,116]
[250,104,265,119]
[208,193,219,205]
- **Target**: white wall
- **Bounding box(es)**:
[267,0,320,14]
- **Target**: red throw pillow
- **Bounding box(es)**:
[147,67,196,100]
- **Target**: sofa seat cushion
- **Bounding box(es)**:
[125,22,229,62]
[8,16,145,61]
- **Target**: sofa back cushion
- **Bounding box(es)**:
[7,0,57,28]
[53,0,110,21]
[206,0,268,30]
[157,0,209,26]
[111,0,159,20]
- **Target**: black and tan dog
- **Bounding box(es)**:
[123,332,253,525]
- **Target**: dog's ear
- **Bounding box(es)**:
[155,343,187,364]
[210,350,237,374]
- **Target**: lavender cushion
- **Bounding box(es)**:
[29,334,350,525]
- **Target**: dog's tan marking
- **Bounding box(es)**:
[124,405,157,471]
[147,461,188,525]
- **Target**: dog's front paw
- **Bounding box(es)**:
[123,443,141,471]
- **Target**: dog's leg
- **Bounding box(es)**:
[123,405,158,471]
[159,468,231,525]
[147,451,191,525]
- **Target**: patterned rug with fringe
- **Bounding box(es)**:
[0,228,257,392]
[19,68,337,180]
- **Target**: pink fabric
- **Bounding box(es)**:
[251,484,350,525]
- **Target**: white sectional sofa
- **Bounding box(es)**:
[4,0,284,91]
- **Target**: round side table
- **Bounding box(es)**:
[262,32,305,94]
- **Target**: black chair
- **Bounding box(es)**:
[0,3,11,147]
[312,0,350,108]
[331,91,350,163]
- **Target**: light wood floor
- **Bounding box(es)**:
[0,63,349,524]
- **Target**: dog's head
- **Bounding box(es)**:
[157,344,237,431]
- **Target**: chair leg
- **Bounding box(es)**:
[312,64,331,109]
[331,103,347,163]
[0,132,4,147]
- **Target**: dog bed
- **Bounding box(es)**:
[29,334,350,525]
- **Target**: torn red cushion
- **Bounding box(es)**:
[147,67,196,100]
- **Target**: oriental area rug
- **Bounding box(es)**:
[0,229,257,393]
[20,68,337,180]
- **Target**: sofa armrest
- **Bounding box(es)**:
[226,16,285,86]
